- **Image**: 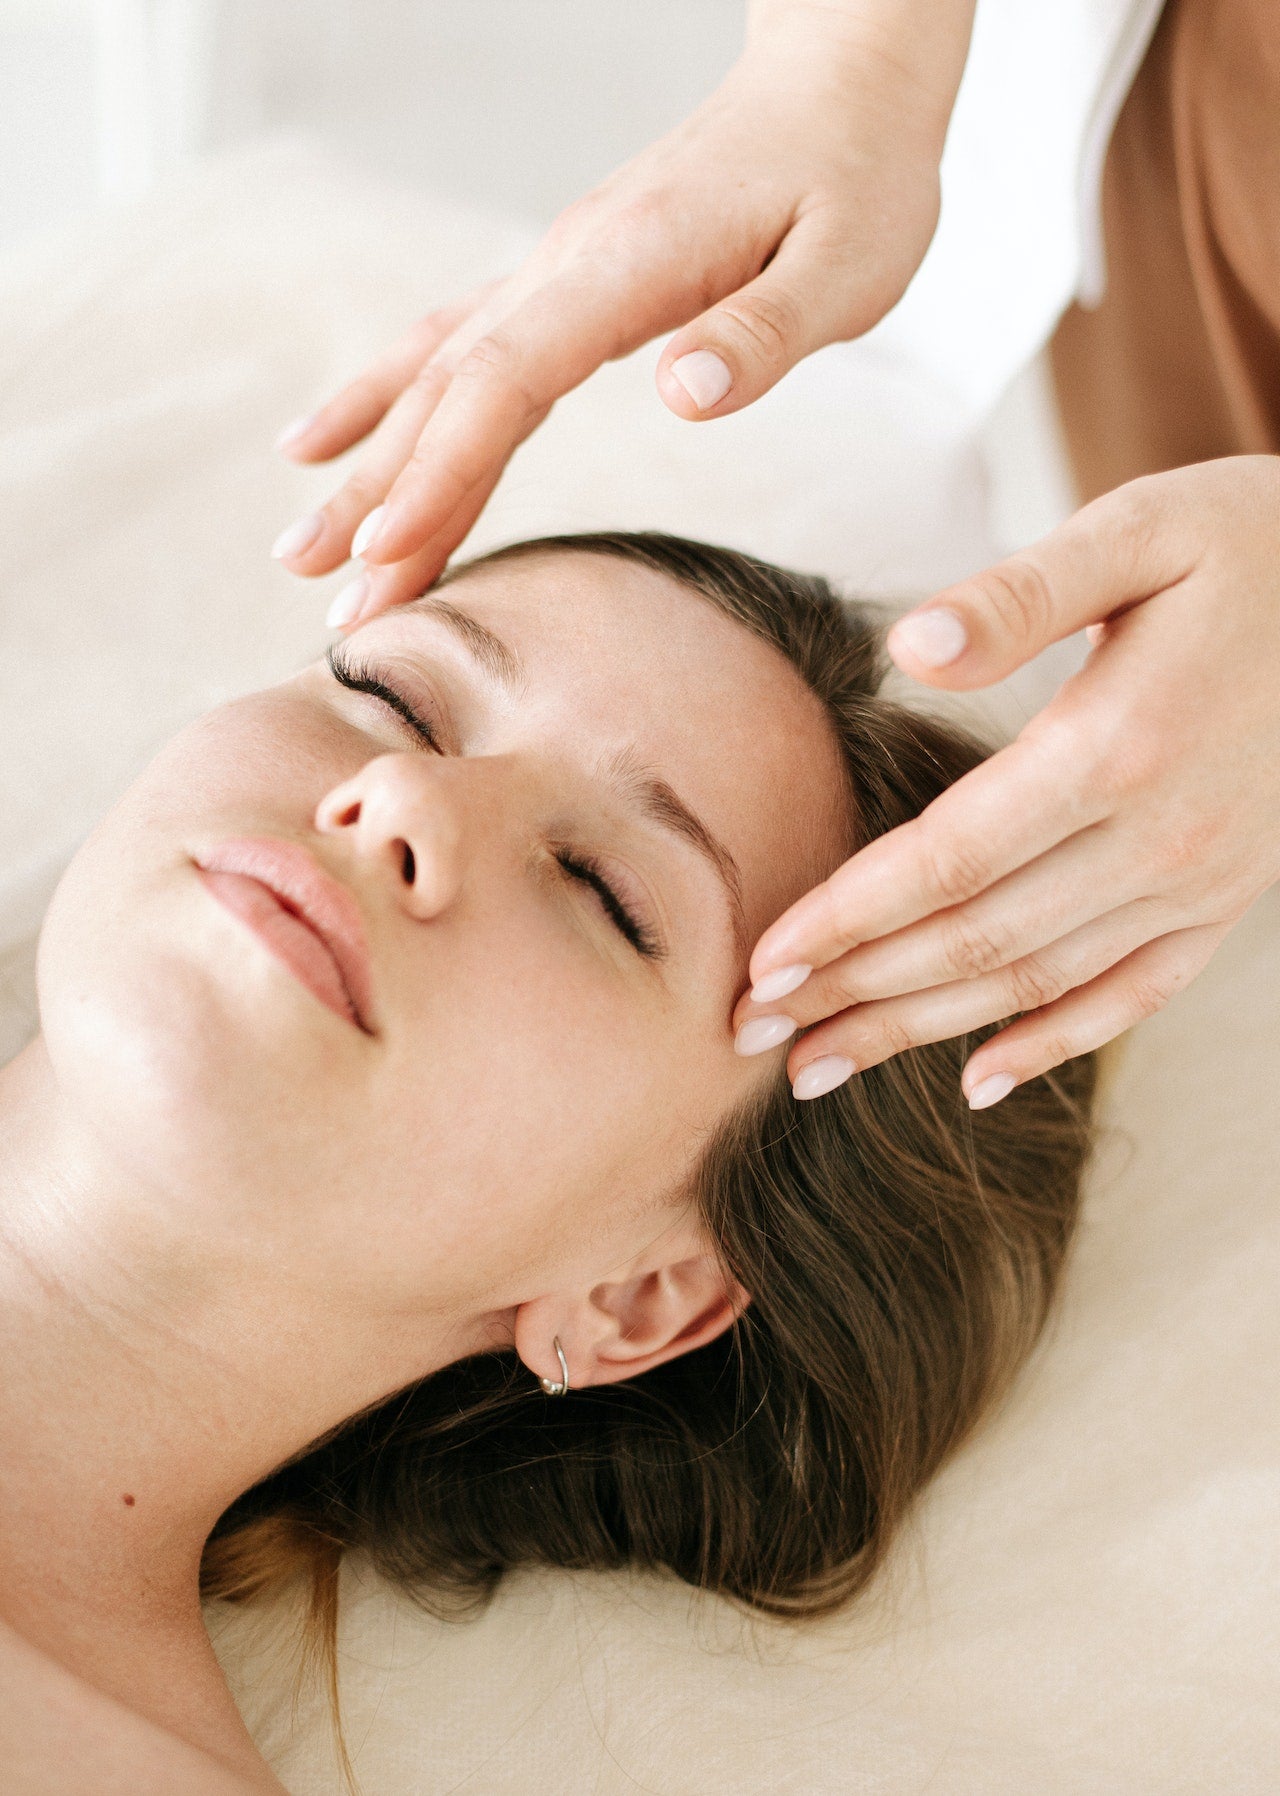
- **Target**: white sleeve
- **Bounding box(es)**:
[857,0,1166,421]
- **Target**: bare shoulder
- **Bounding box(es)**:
[0,1612,287,1796]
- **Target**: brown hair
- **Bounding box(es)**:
[204,533,1094,1666]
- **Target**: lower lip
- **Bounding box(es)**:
[197,867,363,1030]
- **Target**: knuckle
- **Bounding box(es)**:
[716,288,801,366]
[977,554,1058,649]
[459,330,516,381]
[543,196,591,249]
[938,908,1012,980]
[1018,711,1106,820]
[821,962,866,1010]
[1097,478,1163,575]
[1025,1030,1077,1075]
[1124,973,1177,1021]
[592,194,670,266]
[1150,811,1222,882]
[1123,946,1196,1019]
[1030,691,1157,807]
[1003,954,1069,1015]
[457,332,541,418]
[1090,699,1166,799]
[408,356,452,401]
[919,826,991,910]
[867,1013,921,1063]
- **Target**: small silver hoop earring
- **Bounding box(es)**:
[539,1336,570,1397]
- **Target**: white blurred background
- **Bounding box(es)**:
[0,0,1071,554]
[0,0,744,252]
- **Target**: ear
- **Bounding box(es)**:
[514,1242,750,1393]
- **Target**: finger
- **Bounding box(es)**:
[736,823,1161,1032]
[748,728,1110,986]
[886,470,1200,691]
[275,284,498,464]
[655,225,858,419]
[776,900,1192,1082]
[957,922,1228,1104]
[324,460,511,631]
[274,355,460,576]
[359,265,673,565]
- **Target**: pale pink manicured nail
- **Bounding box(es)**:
[671,350,733,411]
[792,1055,856,1101]
[271,512,324,560]
[326,573,370,630]
[749,963,812,1004]
[968,1072,1016,1110]
[890,606,969,669]
[734,1014,798,1057]
[351,504,387,558]
[275,413,317,453]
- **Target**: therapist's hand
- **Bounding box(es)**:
[735,458,1280,1105]
[270,0,976,622]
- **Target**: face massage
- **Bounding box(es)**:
[4,1,1280,1792]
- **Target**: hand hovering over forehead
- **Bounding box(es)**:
[269,0,976,627]
[735,458,1280,1105]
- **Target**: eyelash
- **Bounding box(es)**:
[327,643,443,751]
[326,643,662,959]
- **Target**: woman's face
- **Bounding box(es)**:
[37,553,849,1328]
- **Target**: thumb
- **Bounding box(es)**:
[656,228,861,419]
[886,474,1198,690]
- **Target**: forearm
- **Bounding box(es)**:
[745,0,977,151]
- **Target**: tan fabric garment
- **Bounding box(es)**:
[1051,0,1280,500]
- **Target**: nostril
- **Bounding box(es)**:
[400,841,416,885]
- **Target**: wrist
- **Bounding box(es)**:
[744,0,976,151]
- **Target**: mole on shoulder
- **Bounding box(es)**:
[122,1493,136,1507]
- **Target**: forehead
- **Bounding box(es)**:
[437,551,853,936]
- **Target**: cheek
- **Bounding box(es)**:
[35,706,361,1229]
[37,830,366,1241]
[355,925,737,1307]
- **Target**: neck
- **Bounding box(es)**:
[0,1036,463,1770]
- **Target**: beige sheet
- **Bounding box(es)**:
[4,144,1277,1794]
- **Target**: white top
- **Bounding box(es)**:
[865,0,1167,418]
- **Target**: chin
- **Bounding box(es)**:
[35,835,353,1220]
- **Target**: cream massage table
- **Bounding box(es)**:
[2,146,1276,1795]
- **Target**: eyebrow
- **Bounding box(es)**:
[400,595,748,958]
[403,594,526,691]
[605,746,748,959]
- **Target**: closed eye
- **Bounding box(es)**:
[325,643,663,961]
[555,849,663,960]
[327,643,442,750]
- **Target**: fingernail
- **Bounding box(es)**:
[271,512,324,561]
[734,1014,798,1057]
[749,963,811,1004]
[351,504,387,559]
[671,350,733,411]
[275,412,317,453]
[326,573,370,630]
[890,606,968,669]
[968,1072,1016,1110]
[792,1055,856,1101]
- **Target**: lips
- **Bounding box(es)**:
[193,837,376,1033]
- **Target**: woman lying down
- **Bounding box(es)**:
[0,532,1094,1793]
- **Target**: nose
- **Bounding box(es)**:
[314,753,465,921]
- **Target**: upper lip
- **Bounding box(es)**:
[193,836,377,1033]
